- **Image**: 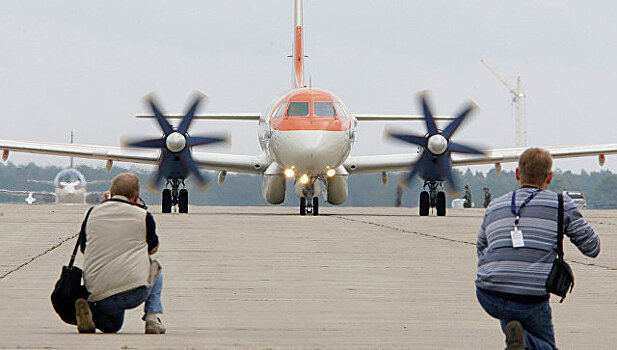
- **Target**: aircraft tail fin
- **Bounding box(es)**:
[293,0,304,88]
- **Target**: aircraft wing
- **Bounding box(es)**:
[354,114,455,121]
[451,144,617,166]
[135,113,456,122]
[136,113,262,121]
[0,139,269,174]
[344,144,617,174]
[0,189,54,196]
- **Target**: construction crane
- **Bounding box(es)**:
[481,59,525,147]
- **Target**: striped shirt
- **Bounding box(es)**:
[475,187,600,297]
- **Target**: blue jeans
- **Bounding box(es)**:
[88,274,163,333]
[476,288,557,350]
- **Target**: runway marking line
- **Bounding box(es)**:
[331,215,617,271]
[0,232,79,280]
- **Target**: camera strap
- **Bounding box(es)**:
[69,206,94,268]
[557,193,564,259]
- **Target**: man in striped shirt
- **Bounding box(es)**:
[475,148,600,350]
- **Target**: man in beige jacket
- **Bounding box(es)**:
[74,173,165,334]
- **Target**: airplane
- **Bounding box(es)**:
[0,168,106,204]
[2,0,617,216]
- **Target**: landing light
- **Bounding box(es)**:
[300,174,309,184]
[326,169,336,177]
[285,168,295,177]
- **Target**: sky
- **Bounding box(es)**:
[2,0,616,175]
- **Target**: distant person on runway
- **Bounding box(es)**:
[475,148,600,349]
[483,187,492,208]
[463,185,472,208]
[74,172,165,334]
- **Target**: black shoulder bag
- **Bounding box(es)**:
[50,207,93,325]
[545,194,575,303]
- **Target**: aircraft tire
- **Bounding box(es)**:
[312,197,319,216]
[419,191,430,216]
[436,191,446,216]
[300,197,307,216]
[179,189,189,214]
[162,189,172,213]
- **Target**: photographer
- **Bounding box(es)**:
[74,172,165,334]
[475,148,599,349]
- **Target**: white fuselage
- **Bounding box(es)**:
[55,181,87,203]
[267,130,352,175]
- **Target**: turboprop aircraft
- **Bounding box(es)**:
[0,168,105,204]
[2,0,617,215]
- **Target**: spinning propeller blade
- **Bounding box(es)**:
[127,92,228,190]
[387,91,485,192]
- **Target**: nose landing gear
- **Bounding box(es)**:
[300,197,319,216]
[162,178,189,213]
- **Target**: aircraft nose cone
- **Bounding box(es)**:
[166,132,186,153]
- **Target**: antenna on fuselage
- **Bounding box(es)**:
[70,130,74,168]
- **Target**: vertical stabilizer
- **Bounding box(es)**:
[293,0,304,88]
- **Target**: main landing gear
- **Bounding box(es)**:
[419,180,446,216]
[300,197,319,216]
[162,179,189,214]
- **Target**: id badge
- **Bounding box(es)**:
[510,229,525,248]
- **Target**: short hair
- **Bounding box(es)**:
[518,148,553,186]
[110,173,140,199]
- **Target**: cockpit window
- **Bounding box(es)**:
[334,103,349,118]
[273,103,287,117]
[286,102,309,117]
[314,102,336,117]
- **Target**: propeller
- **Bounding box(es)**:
[386,91,485,192]
[123,92,229,191]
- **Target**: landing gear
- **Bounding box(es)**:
[300,197,307,216]
[162,178,188,213]
[299,197,319,216]
[312,197,319,216]
[178,189,188,213]
[419,181,447,216]
[436,191,446,216]
[419,191,429,216]
[162,189,172,213]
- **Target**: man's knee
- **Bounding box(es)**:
[96,322,122,333]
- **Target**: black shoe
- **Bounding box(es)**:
[505,320,525,350]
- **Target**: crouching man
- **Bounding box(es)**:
[74,172,165,334]
[475,148,599,349]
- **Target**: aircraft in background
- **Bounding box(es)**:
[1,0,617,215]
[0,168,106,204]
[0,133,107,204]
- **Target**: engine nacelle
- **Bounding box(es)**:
[599,154,606,167]
[325,166,349,205]
[262,163,286,204]
[325,174,348,205]
[2,150,8,161]
[494,162,502,175]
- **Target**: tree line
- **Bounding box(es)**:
[0,162,614,208]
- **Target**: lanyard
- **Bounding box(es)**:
[511,188,542,228]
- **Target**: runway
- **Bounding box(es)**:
[0,204,615,349]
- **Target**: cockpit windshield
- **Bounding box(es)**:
[286,102,309,117]
[314,102,336,117]
[54,169,85,186]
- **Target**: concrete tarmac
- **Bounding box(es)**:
[0,204,615,349]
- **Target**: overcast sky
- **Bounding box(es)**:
[2,0,616,174]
